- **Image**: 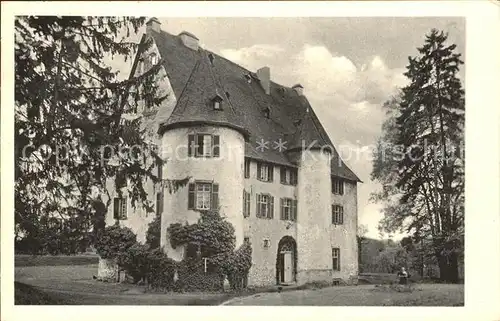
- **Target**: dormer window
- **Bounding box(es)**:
[244,74,252,83]
[208,53,215,65]
[137,59,144,75]
[263,107,270,119]
[150,53,158,65]
[212,95,223,110]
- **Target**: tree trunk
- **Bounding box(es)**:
[437,252,459,283]
[98,257,119,282]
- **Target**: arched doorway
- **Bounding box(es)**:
[276,236,297,285]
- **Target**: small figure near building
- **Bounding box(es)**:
[397,267,409,285]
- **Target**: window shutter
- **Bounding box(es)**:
[257,163,262,180]
[156,193,161,216]
[211,183,219,210]
[331,205,334,224]
[292,169,298,185]
[188,183,195,209]
[160,192,164,215]
[340,207,344,224]
[338,249,341,271]
[293,200,298,221]
[269,195,274,219]
[256,194,261,217]
[188,135,195,157]
[280,167,286,184]
[280,198,284,220]
[340,181,344,195]
[197,135,204,156]
[157,160,163,181]
[244,160,250,178]
[213,135,220,157]
[268,165,274,182]
[242,190,245,217]
[113,198,120,220]
[122,197,128,219]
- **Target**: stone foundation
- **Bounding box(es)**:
[296,269,333,285]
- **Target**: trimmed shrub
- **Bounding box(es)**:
[166,211,253,292]
[116,242,150,283]
[146,248,176,291]
[175,257,223,292]
[95,225,137,259]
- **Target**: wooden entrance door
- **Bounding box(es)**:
[283,251,293,283]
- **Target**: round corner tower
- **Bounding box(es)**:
[158,124,246,261]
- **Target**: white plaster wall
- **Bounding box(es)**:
[243,161,297,286]
[330,180,359,280]
[103,176,157,244]
[126,37,177,138]
[160,126,245,261]
[296,150,333,283]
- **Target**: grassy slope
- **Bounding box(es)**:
[14,255,464,306]
[15,254,99,267]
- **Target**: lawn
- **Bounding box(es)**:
[224,283,464,306]
[15,254,99,267]
[14,255,464,306]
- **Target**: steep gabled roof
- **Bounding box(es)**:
[137,29,361,182]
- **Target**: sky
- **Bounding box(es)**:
[112,17,465,240]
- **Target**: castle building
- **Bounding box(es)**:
[105,18,361,286]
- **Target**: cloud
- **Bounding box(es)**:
[219,44,409,239]
[220,44,285,70]
[292,45,407,105]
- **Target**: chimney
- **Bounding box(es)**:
[179,31,199,51]
[256,67,271,95]
[146,17,161,34]
[292,84,304,96]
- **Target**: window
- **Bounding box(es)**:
[188,134,220,158]
[280,198,297,221]
[263,107,270,119]
[137,59,144,74]
[263,238,270,248]
[332,178,344,195]
[260,164,269,181]
[244,236,250,243]
[157,160,163,181]
[280,167,298,185]
[256,193,274,219]
[211,94,223,111]
[116,173,127,189]
[332,205,344,225]
[244,159,250,178]
[150,53,158,65]
[188,182,219,210]
[196,183,211,210]
[257,162,273,182]
[156,192,164,216]
[332,248,341,271]
[113,197,128,220]
[243,190,251,218]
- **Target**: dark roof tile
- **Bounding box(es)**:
[143,29,360,182]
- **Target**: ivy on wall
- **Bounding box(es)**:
[167,210,252,291]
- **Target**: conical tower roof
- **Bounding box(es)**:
[159,50,249,139]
